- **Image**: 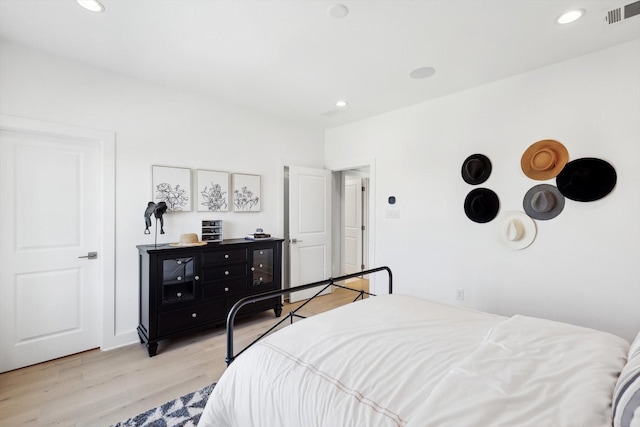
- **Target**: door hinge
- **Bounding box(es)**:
[361,225,366,231]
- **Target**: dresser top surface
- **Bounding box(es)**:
[137,238,284,253]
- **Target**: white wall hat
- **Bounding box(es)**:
[496,211,537,250]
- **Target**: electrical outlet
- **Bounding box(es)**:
[456,289,465,301]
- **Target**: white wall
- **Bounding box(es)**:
[0,42,324,348]
[325,40,640,342]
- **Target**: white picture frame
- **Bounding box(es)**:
[196,169,229,212]
[232,173,261,212]
[152,165,192,212]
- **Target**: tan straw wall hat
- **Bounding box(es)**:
[521,139,569,181]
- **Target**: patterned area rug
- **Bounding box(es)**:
[111,383,215,427]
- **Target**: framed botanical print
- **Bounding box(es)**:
[196,169,229,212]
[152,166,191,212]
[232,173,261,212]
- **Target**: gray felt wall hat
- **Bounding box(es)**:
[523,184,565,220]
[461,154,492,185]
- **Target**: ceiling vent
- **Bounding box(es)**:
[604,0,640,24]
[320,108,347,118]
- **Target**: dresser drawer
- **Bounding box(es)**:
[157,300,225,335]
[228,294,281,316]
[203,248,247,264]
[202,263,247,282]
[202,278,247,299]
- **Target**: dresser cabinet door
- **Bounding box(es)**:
[158,254,201,308]
[251,245,277,290]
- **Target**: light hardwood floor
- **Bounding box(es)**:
[0,281,368,427]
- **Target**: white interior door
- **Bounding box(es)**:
[0,127,102,373]
[344,177,362,275]
[289,166,331,303]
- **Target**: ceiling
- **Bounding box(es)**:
[0,0,639,130]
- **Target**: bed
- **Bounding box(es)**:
[198,268,640,427]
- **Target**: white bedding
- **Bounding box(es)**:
[199,294,629,427]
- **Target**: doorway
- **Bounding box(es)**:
[282,164,372,301]
[342,171,369,276]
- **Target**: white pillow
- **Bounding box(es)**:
[613,332,640,427]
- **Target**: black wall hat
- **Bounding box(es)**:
[464,188,500,223]
[556,158,617,202]
[462,154,492,185]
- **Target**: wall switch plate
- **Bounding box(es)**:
[456,289,465,301]
[385,209,400,219]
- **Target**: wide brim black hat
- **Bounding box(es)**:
[461,154,492,185]
[464,188,499,223]
[556,158,616,202]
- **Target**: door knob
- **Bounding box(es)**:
[291,238,303,244]
[78,252,98,260]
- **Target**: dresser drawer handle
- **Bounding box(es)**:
[224,287,229,292]
[251,267,255,272]
[225,270,229,275]
[177,276,182,281]
[177,292,182,297]
[176,260,182,264]
[259,277,263,281]
[224,254,229,259]
[194,275,200,281]
[259,264,263,268]
[192,313,197,318]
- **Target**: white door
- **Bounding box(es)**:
[344,177,362,275]
[0,127,102,372]
[289,166,332,303]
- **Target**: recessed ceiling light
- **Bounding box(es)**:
[328,4,349,19]
[409,67,436,79]
[556,9,585,24]
[76,0,105,13]
[335,100,348,108]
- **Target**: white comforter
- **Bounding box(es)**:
[199,294,629,427]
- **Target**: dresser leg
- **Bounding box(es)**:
[147,341,158,357]
[274,305,283,318]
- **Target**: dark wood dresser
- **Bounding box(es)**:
[137,238,283,356]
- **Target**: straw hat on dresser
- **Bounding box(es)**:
[169,233,208,247]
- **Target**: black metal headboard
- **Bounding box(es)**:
[225,266,393,365]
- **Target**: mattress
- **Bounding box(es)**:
[199,294,629,427]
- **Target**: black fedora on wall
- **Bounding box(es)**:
[556,158,617,202]
[461,154,492,185]
[464,188,500,223]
